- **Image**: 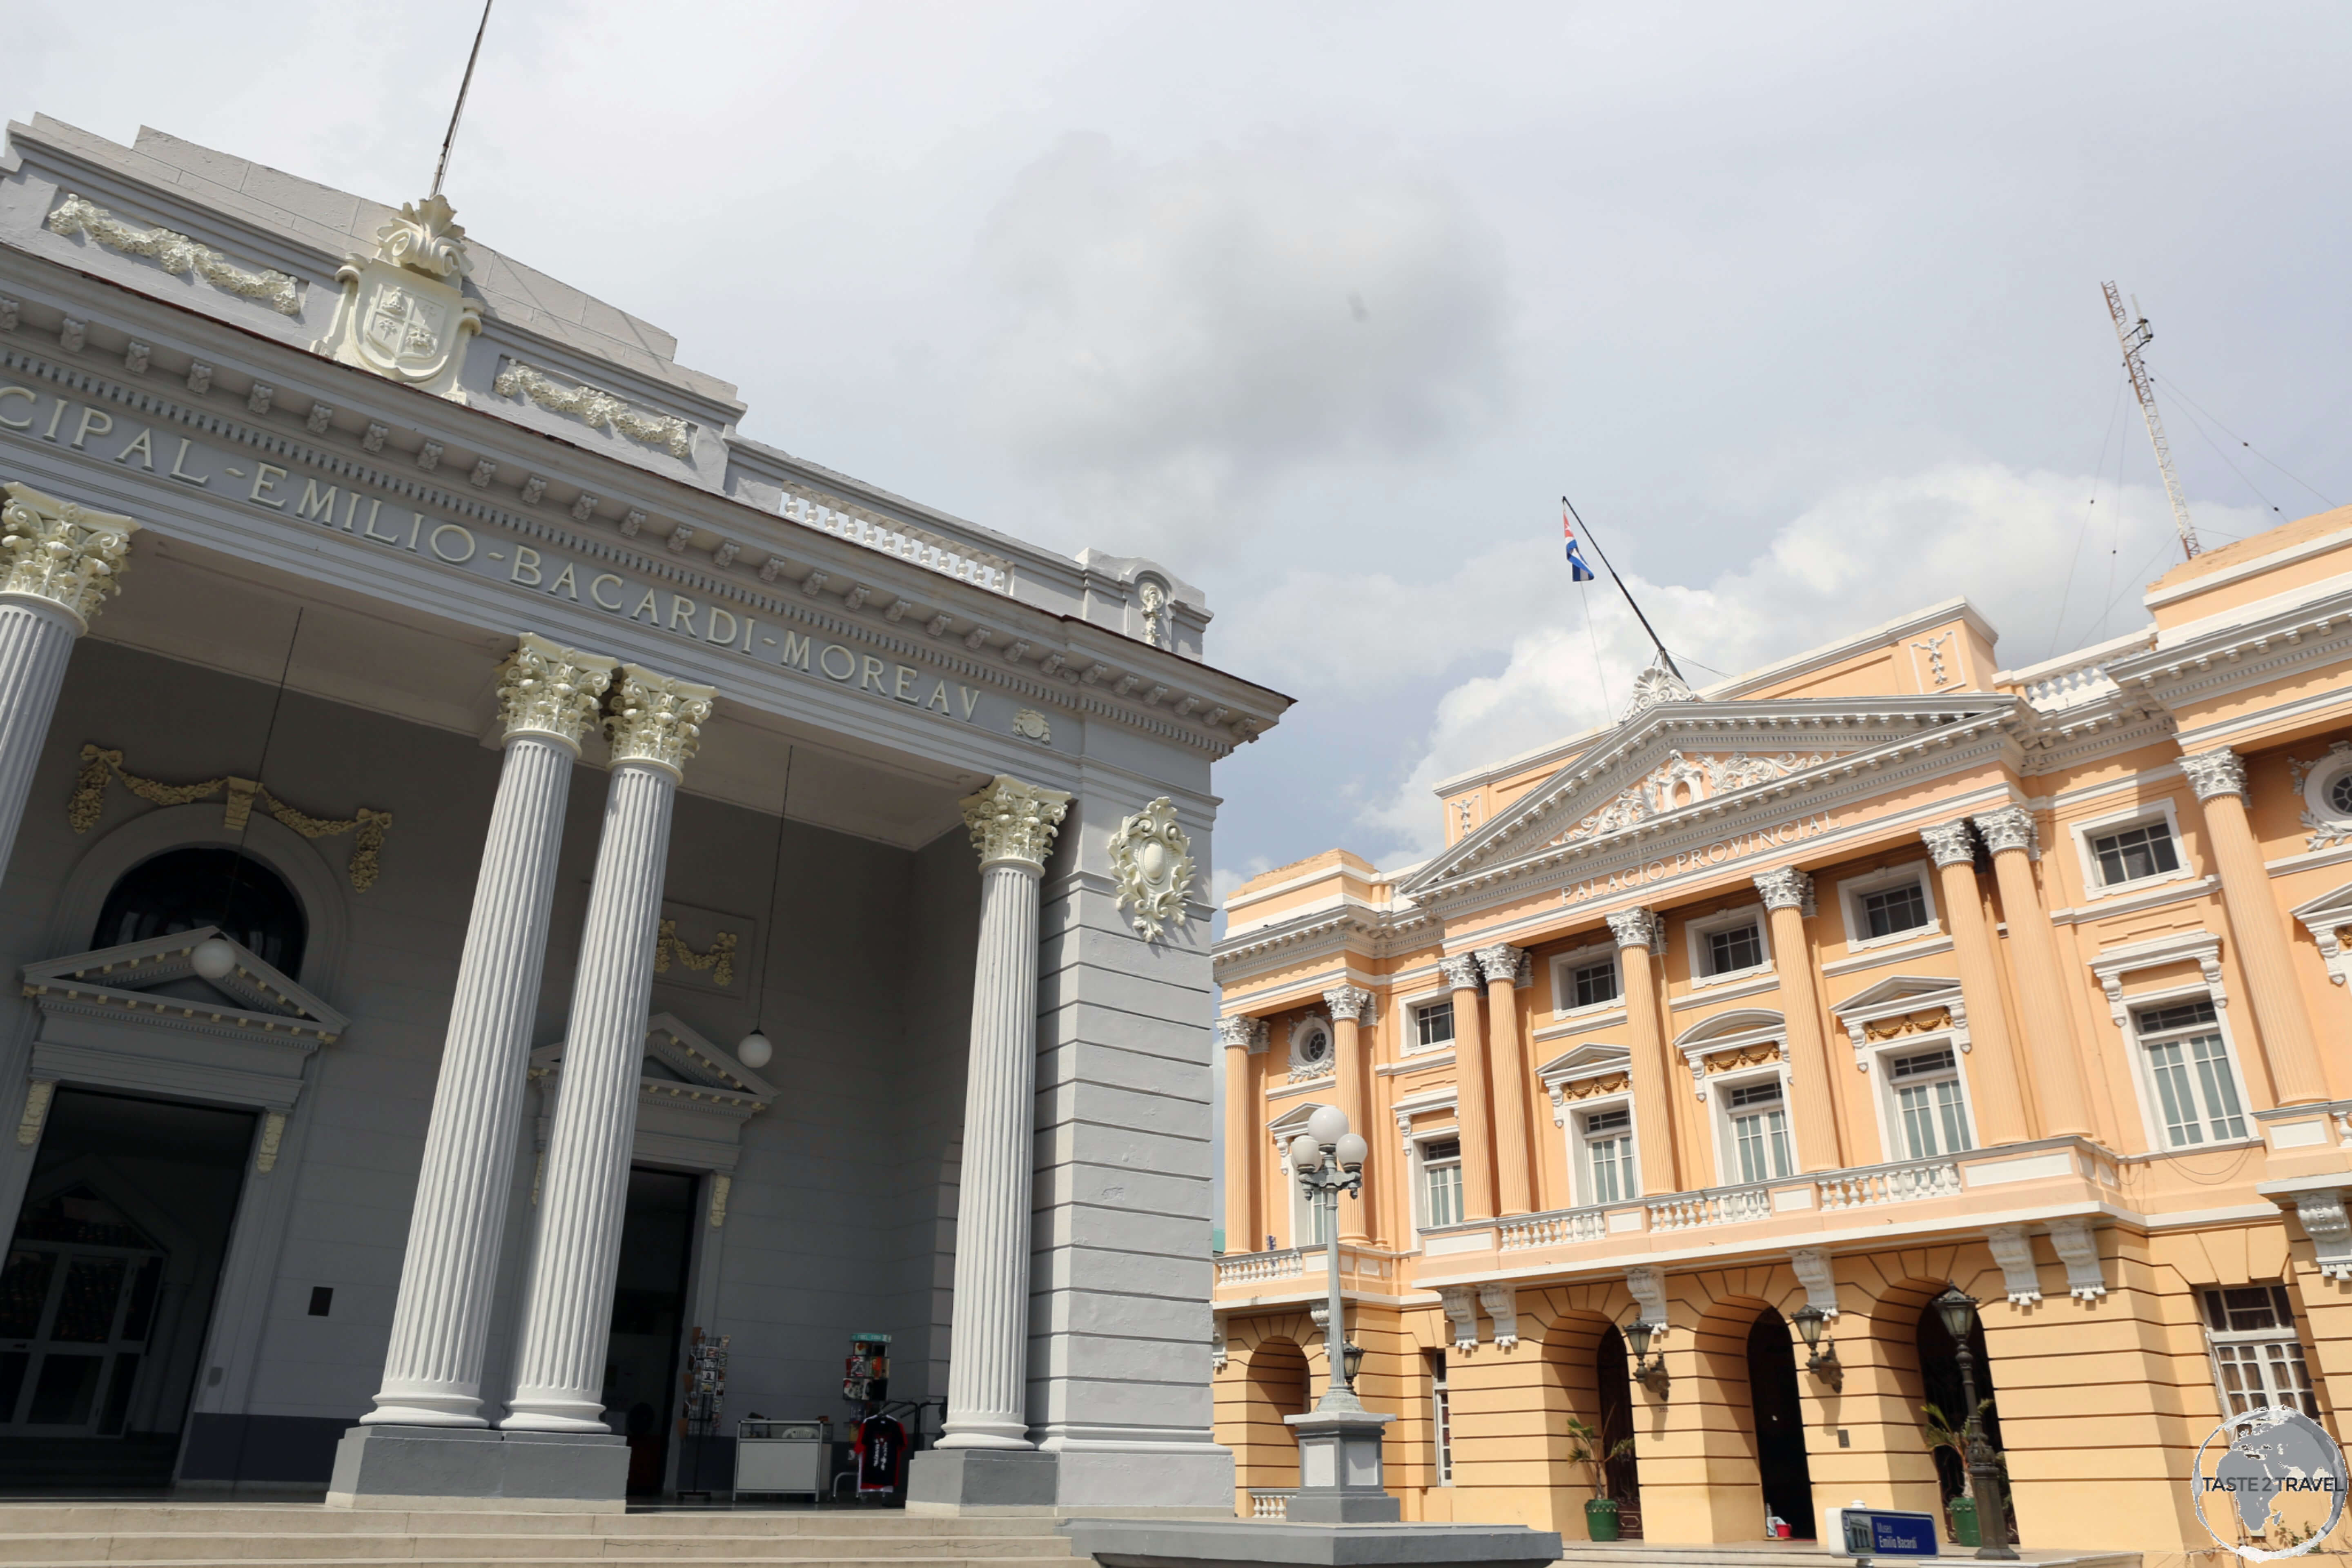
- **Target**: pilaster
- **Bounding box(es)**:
[2180,746,2329,1105]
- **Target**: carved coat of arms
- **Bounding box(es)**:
[319,196,481,401]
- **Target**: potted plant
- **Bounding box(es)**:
[1921,1399,1996,1546]
[1566,1416,1637,1541]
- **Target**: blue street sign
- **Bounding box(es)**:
[1832,1508,1940,1558]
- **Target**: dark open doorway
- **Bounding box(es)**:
[1746,1307,1816,1538]
[603,1167,697,1497]
[1915,1288,2011,1541]
[1595,1325,1643,1537]
[0,1089,254,1491]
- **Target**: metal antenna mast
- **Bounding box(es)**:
[430,0,496,200]
[2103,281,2200,561]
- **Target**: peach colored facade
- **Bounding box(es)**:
[1211,506,2352,1559]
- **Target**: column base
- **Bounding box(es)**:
[324,1424,628,1511]
[906,1449,1060,1515]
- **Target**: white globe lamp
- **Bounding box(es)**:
[190,937,237,981]
[735,1031,773,1070]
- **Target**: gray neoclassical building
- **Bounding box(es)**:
[0,113,1284,1512]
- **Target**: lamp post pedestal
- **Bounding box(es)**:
[1285,1410,1399,1523]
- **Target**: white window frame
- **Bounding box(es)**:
[2071,799,2194,901]
[2124,985,2256,1153]
[1567,1091,1641,1207]
[1837,859,1942,952]
[1428,1350,1454,1485]
[1412,1127,1466,1232]
[1870,1036,1976,1162]
[1686,903,1773,986]
[2200,1285,2321,1419]
[1292,1168,1332,1247]
[1549,940,1623,1019]
[1710,1065,1796,1185]
[1401,990,1457,1058]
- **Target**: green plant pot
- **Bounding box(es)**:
[1586,1498,1622,1542]
[1949,1495,1980,1547]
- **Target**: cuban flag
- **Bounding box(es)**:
[1562,501,1597,582]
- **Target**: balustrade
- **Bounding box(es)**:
[1498,1205,1612,1250]
[780,490,1013,594]
[1818,1156,1963,1209]
[1215,1247,1304,1287]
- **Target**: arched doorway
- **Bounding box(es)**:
[1245,1337,1311,1489]
[1596,1325,1643,1538]
[1915,1290,2011,1543]
[1745,1308,1815,1538]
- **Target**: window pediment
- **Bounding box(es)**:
[21,925,346,1046]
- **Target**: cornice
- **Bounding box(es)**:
[2108,590,2352,717]
[0,276,1285,751]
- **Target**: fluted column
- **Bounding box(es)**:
[1472,945,1534,1216]
[502,666,715,1432]
[365,637,616,1426]
[0,483,134,884]
[1435,955,1497,1224]
[1219,1016,1266,1252]
[1921,822,2031,1145]
[1609,909,1680,1196]
[1753,869,1842,1171]
[1322,986,1374,1243]
[2182,748,2329,1105]
[1972,807,2093,1137]
[938,776,1071,1450]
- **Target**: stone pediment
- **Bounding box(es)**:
[2291,880,2352,989]
[1829,974,1969,1069]
[1404,695,2013,900]
[21,925,346,1045]
[530,1011,776,1108]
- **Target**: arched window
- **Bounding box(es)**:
[92,848,307,976]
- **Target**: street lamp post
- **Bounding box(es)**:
[1283,1105,1397,1523]
[1932,1287,2016,1561]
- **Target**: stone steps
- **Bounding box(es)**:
[0,1507,1089,1568]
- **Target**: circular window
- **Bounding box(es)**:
[93,847,307,977]
[1293,1020,1332,1066]
[2332,772,2352,817]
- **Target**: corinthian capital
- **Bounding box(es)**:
[1218,1015,1268,1054]
[1473,943,1523,986]
[1607,908,1663,951]
[1753,867,1813,914]
[497,634,620,751]
[602,665,716,779]
[1971,806,2038,858]
[960,774,1073,873]
[1438,954,1482,990]
[1920,820,1976,868]
[2179,747,2248,803]
[0,481,137,631]
[1323,984,1374,1024]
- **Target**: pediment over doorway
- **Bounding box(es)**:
[530,1012,775,1175]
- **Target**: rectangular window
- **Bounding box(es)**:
[1727,1080,1792,1182]
[2092,820,2182,887]
[1860,880,1931,939]
[1706,922,1764,976]
[1428,1351,1453,1484]
[1571,959,1620,1009]
[1420,1138,1463,1229]
[1301,1185,1330,1246]
[1889,1047,1972,1159]
[1412,1000,1456,1051]
[2201,1285,2319,1418]
[1583,1107,1635,1205]
[2137,998,2246,1147]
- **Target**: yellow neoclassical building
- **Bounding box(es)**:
[1211,504,2352,1558]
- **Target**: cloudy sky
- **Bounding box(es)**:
[17,3,2349,893]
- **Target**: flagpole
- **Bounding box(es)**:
[430,0,497,199]
[1563,496,1682,682]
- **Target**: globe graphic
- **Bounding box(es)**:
[2193,1407,2348,1560]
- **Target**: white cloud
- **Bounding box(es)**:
[970,132,1512,553]
[1351,463,2270,860]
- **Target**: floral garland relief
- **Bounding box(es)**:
[653,919,736,988]
[70,745,392,891]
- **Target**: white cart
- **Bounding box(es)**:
[733,1418,830,1502]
